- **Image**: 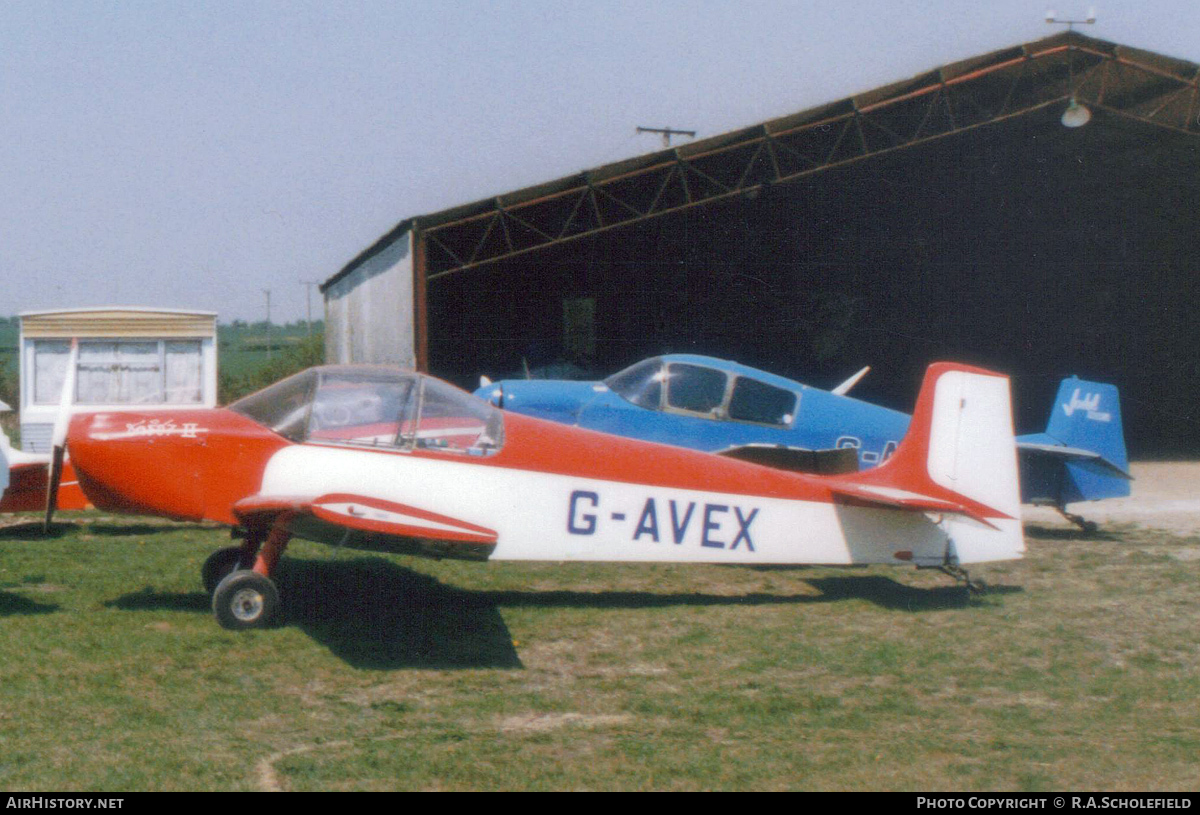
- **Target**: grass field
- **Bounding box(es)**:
[1,514,1198,791]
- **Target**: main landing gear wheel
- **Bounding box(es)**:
[202,546,250,594]
[212,570,280,630]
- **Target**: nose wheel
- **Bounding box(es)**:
[212,570,280,630]
[203,513,293,630]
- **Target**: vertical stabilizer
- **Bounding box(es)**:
[839,363,1024,564]
[1047,377,1129,504]
[1017,377,1131,507]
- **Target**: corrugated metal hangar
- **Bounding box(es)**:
[321,32,1200,454]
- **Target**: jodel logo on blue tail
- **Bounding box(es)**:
[1061,389,1111,422]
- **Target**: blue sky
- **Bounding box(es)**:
[2,1,1197,322]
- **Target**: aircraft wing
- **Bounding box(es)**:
[231,492,499,546]
[1,428,91,514]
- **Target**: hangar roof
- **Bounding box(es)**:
[323,31,1200,292]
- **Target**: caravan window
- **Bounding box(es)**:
[31,339,205,406]
[32,341,71,404]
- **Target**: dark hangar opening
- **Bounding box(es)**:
[352,33,1200,456]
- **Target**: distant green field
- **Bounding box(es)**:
[218,323,319,380]
[1,515,1197,791]
[0,318,17,376]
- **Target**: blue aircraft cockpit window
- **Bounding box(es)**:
[605,358,664,410]
[666,363,728,416]
[728,376,798,427]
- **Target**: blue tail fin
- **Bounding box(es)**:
[1017,377,1131,506]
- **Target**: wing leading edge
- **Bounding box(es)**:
[231,492,498,556]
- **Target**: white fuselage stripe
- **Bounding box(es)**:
[255,445,1021,565]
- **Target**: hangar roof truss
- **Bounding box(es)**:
[400,33,1199,281]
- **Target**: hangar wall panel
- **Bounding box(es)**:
[325,229,415,368]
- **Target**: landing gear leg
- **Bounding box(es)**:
[938,564,986,594]
[928,537,986,594]
[201,529,265,594]
[212,514,293,630]
[1056,505,1098,534]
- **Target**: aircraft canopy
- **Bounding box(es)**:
[230,366,504,455]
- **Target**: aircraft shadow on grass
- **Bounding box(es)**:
[473,573,1021,613]
[110,557,523,671]
[107,555,1021,669]
[1,521,215,541]
[0,591,58,617]
[0,521,70,540]
[80,522,216,537]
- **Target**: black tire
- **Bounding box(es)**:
[202,546,249,594]
[212,570,280,630]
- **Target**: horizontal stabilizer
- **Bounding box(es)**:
[1017,438,1132,480]
[1017,377,1131,506]
[828,482,1003,530]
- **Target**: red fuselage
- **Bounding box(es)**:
[67,409,290,526]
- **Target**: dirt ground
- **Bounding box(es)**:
[1022,461,1200,536]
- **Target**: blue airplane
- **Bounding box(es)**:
[475,354,1131,530]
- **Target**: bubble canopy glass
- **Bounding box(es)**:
[229,366,503,454]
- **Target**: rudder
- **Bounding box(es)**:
[847,363,1024,564]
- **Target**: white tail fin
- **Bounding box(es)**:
[834,363,1024,564]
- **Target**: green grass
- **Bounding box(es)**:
[1,514,1198,791]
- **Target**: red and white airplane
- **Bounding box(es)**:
[51,361,1023,630]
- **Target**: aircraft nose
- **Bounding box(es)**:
[66,411,207,520]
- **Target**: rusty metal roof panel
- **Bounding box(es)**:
[1113,42,1200,81]
[763,98,857,136]
[855,70,945,110]
[324,33,1200,289]
[941,44,1030,83]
